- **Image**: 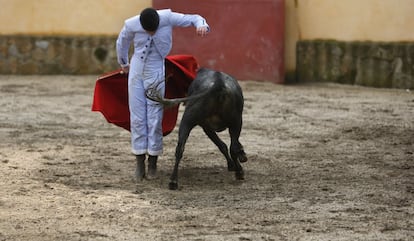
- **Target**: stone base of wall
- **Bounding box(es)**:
[297,40,414,89]
[0,35,119,75]
[3,36,414,89]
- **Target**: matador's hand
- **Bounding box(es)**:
[196,26,208,37]
[121,65,129,74]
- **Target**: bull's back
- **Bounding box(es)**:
[185,68,243,130]
[188,68,243,108]
[190,68,242,97]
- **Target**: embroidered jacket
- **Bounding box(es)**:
[116,9,209,68]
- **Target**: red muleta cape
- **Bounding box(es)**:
[91,55,198,136]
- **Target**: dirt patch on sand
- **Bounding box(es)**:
[0,75,413,240]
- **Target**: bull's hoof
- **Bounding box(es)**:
[235,171,245,180]
[169,181,178,190]
[238,152,248,163]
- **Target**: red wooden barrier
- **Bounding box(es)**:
[153,0,285,83]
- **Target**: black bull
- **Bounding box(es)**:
[146,67,248,190]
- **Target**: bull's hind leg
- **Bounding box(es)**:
[229,117,247,163]
[202,127,243,176]
[229,119,246,180]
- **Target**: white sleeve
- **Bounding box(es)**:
[116,24,134,67]
[169,11,210,31]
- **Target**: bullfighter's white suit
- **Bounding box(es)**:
[116,9,209,156]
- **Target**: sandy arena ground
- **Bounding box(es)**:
[0,75,413,241]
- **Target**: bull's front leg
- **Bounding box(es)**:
[169,143,184,190]
[169,123,193,190]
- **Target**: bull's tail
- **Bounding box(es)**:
[145,72,224,107]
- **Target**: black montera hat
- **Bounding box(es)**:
[140,8,159,32]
